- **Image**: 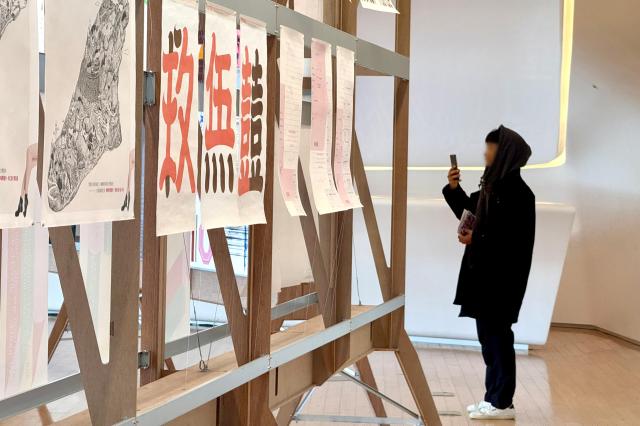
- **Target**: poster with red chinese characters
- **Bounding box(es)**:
[334,46,362,209]
[201,4,240,230]
[277,25,306,217]
[156,0,198,236]
[42,0,136,227]
[0,0,38,228]
[238,16,267,225]
[0,226,48,398]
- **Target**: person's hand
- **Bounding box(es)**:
[448,167,461,189]
[458,230,473,245]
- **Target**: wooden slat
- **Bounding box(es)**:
[395,331,441,426]
[356,357,389,425]
[48,302,69,362]
[275,395,302,426]
[389,0,411,349]
[140,0,166,386]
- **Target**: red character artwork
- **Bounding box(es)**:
[203,32,235,194]
[159,27,196,197]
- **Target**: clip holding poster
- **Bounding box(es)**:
[277,25,306,217]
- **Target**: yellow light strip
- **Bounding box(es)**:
[364,0,574,172]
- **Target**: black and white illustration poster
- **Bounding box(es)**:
[42,0,136,226]
[0,0,39,228]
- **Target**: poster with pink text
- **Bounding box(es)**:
[334,46,362,209]
[201,4,241,230]
[277,26,306,217]
[238,16,268,225]
[0,226,48,398]
[0,0,38,228]
[157,0,198,236]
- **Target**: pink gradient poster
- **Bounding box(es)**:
[0,226,48,398]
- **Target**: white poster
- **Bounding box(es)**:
[165,232,191,342]
[0,0,38,228]
[294,0,323,21]
[201,4,240,230]
[277,26,306,217]
[238,16,268,225]
[79,223,112,363]
[360,0,398,14]
[0,226,48,398]
[43,0,136,226]
[157,0,199,236]
[309,38,346,215]
[334,46,362,209]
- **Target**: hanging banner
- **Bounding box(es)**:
[238,16,268,225]
[334,46,362,209]
[0,226,48,398]
[360,0,399,14]
[293,0,323,21]
[165,232,191,342]
[277,25,306,217]
[309,38,346,215]
[201,4,240,230]
[79,223,112,363]
[157,0,198,236]
[42,0,136,226]
[0,0,38,228]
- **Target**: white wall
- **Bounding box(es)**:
[356,0,640,342]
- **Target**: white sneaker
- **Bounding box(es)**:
[466,400,491,413]
[469,404,515,420]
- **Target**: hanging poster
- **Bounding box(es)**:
[277,25,306,217]
[201,4,240,230]
[293,0,323,21]
[157,0,198,236]
[0,0,38,228]
[42,0,136,227]
[360,0,399,14]
[334,46,362,209]
[0,226,48,398]
[238,16,267,225]
[79,223,112,363]
[309,38,346,215]
[165,232,191,342]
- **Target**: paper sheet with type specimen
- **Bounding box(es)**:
[238,16,268,225]
[156,0,199,236]
[201,4,241,229]
[334,46,362,209]
[277,26,306,216]
[309,38,347,214]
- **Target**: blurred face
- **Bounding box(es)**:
[484,142,498,167]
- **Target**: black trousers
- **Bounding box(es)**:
[475,318,516,409]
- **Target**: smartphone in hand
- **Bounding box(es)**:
[450,154,458,169]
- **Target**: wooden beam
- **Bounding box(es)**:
[140,0,167,386]
[48,302,69,363]
[389,0,411,349]
[395,331,441,426]
[355,357,389,425]
[275,395,301,426]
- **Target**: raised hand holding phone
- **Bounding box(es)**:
[448,154,460,189]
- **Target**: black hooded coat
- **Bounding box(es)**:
[442,126,536,323]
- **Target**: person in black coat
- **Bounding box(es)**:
[442,125,536,420]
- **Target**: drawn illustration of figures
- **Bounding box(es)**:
[13,143,37,217]
[158,26,196,197]
[46,0,130,212]
[120,148,134,211]
[0,0,27,40]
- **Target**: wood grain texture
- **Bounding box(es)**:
[140,0,166,386]
[48,302,69,362]
[356,357,389,425]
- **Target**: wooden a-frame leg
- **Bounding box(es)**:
[48,302,69,362]
[355,357,389,425]
[275,395,303,426]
